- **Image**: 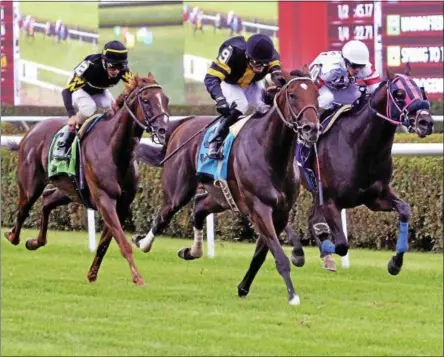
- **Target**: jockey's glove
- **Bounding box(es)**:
[215,96,231,117]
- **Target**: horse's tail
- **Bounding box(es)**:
[134,143,166,167]
[4,141,20,153]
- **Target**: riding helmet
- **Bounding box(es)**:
[102,40,128,65]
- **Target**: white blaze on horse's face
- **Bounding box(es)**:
[156,92,169,124]
[300,83,308,90]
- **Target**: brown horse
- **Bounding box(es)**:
[133,68,320,305]
[284,66,435,273]
[4,73,170,285]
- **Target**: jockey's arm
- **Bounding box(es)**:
[204,60,229,101]
[62,74,85,117]
[361,65,382,94]
[268,49,285,87]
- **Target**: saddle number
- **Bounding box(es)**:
[74,60,89,76]
[217,46,232,64]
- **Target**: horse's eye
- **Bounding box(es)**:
[143,99,149,103]
[289,93,297,100]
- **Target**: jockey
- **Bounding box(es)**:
[309,40,381,119]
[55,40,134,160]
[204,33,286,160]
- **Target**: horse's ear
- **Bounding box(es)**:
[385,67,395,80]
[302,64,311,77]
[404,62,412,76]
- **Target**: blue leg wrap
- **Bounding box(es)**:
[396,222,409,253]
[321,239,335,254]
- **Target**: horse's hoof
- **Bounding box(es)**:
[388,258,401,276]
[238,286,249,298]
[291,253,305,268]
[134,278,145,287]
[4,231,19,245]
[334,243,349,257]
[291,248,305,267]
[288,295,301,306]
[131,235,142,248]
[25,238,38,251]
[322,255,337,272]
[87,275,97,283]
[177,247,197,261]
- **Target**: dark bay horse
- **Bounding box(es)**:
[285,66,435,273]
[4,73,170,285]
[133,69,320,305]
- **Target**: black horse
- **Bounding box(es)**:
[285,65,434,274]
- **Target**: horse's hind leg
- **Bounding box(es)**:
[4,159,46,245]
[178,191,225,260]
[283,224,305,267]
[237,236,269,298]
[365,186,411,276]
[25,188,72,250]
[133,170,198,253]
[87,226,112,282]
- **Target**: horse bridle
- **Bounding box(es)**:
[369,76,430,133]
[123,83,170,142]
[273,76,319,140]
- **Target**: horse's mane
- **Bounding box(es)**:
[114,72,159,109]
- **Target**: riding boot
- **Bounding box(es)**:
[208,109,242,160]
[54,129,75,161]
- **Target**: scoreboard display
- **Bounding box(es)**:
[327,1,376,63]
[0,1,20,106]
[382,1,443,99]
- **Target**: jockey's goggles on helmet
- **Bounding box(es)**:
[248,58,269,68]
[106,62,124,70]
[344,59,365,69]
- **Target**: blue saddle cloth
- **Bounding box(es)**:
[196,120,235,183]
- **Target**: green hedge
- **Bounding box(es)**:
[1,146,442,252]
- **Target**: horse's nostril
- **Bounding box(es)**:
[158,128,166,135]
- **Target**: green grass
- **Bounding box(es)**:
[184,22,278,59]
[186,1,278,22]
[2,229,443,356]
[20,31,98,72]
[99,27,185,104]
[19,0,98,30]
[99,4,182,27]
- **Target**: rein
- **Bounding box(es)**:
[123,84,169,140]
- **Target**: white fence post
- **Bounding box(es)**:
[87,209,96,252]
[206,214,215,258]
[340,209,350,268]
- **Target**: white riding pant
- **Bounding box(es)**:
[318,84,362,110]
[221,81,268,115]
[72,88,114,123]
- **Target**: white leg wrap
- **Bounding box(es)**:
[139,229,155,253]
[190,228,203,258]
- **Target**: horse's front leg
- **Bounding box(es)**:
[365,185,411,275]
[245,199,300,305]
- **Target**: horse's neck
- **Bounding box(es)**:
[354,95,396,158]
[261,107,297,173]
[109,104,143,158]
